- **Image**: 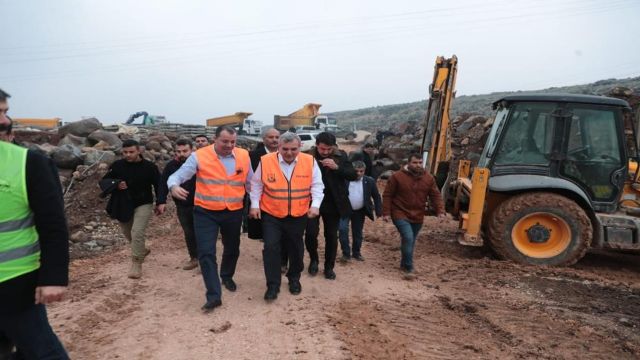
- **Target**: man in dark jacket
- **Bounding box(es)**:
[305,132,357,280]
[338,160,382,262]
[103,139,165,279]
[158,139,198,270]
[0,89,70,359]
[382,153,446,273]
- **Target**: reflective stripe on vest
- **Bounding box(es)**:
[0,214,34,232]
[193,146,250,211]
[0,141,41,283]
[0,242,40,263]
[259,152,313,218]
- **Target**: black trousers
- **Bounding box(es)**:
[175,204,198,259]
[262,213,307,289]
[305,211,340,272]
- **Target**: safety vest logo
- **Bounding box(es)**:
[0,179,10,193]
[267,173,276,183]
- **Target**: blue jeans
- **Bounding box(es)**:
[0,304,69,359]
[338,210,366,257]
[392,219,423,270]
[193,206,243,303]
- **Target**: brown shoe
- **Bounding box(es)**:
[182,258,198,270]
[128,261,142,279]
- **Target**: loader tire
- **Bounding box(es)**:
[487,192,591,266]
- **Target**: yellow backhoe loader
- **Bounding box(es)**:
[422,56,638,266]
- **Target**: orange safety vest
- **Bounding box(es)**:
[260,152,314,218]
[194,146,250,211]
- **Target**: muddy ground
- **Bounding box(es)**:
[47,185,640,359]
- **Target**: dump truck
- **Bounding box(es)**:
[423,55,640,266]
[206,112,262,136]
[274,103,337,132]
[12,118,62,129]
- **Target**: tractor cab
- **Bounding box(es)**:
[453,94,639,266]
[481,94,632,213]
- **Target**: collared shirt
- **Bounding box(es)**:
[167,147,253,191]
[348,178,364,210]
[250,153,324,209]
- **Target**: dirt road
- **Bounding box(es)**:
[49,203,640,359]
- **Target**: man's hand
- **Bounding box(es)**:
[155,204,166,215]
[382,215,390,222]
[35,286,66,304]
[118,181,128,190]
[170,186,189,200]
[320,158,338,170]
[307,207,320,218]
[249,208,261,219]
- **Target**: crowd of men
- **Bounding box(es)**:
[0,88,445,358]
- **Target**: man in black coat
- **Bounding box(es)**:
[305,132,357,280]
[158,139,198,271]
[102,139,165,279]
[338,160,382,261]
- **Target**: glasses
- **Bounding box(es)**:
[0,123,12,133]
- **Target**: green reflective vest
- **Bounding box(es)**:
[0,141,40,283]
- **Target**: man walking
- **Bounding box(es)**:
[339,160,382,262]
[382,153,445,273]
[305,132,357,280]
[0,89,70,358]
[248,128,291,271]
[249,132,324,301]
[158,139,198,270]
[168,126,252,313]
[103,139,165,279]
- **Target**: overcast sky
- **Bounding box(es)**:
[2,0,639,125]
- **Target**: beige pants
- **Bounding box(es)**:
[119,204,153,261]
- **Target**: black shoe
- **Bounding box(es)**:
[308,260,319,276]
[288,280,302,295]
[222,278,237,292]
[340,254,351,262]
[324,269,336,280]
[264,287,280,301]
[353,254,365,261]
[201,299,222,313]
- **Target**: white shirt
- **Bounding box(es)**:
[250,153,324,209]
[348,178,364,210]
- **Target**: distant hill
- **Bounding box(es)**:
[330,77,640,131]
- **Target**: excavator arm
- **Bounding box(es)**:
[420,55,458,188]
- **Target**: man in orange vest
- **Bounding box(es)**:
[168,125,253,313]
[249,132,324,301]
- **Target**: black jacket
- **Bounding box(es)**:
[250,143,267,171]
[99,178,134,222]
[159,158,195,207]
[310,147,357,217]
[102,157,163,208]
[347,175,382,220]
